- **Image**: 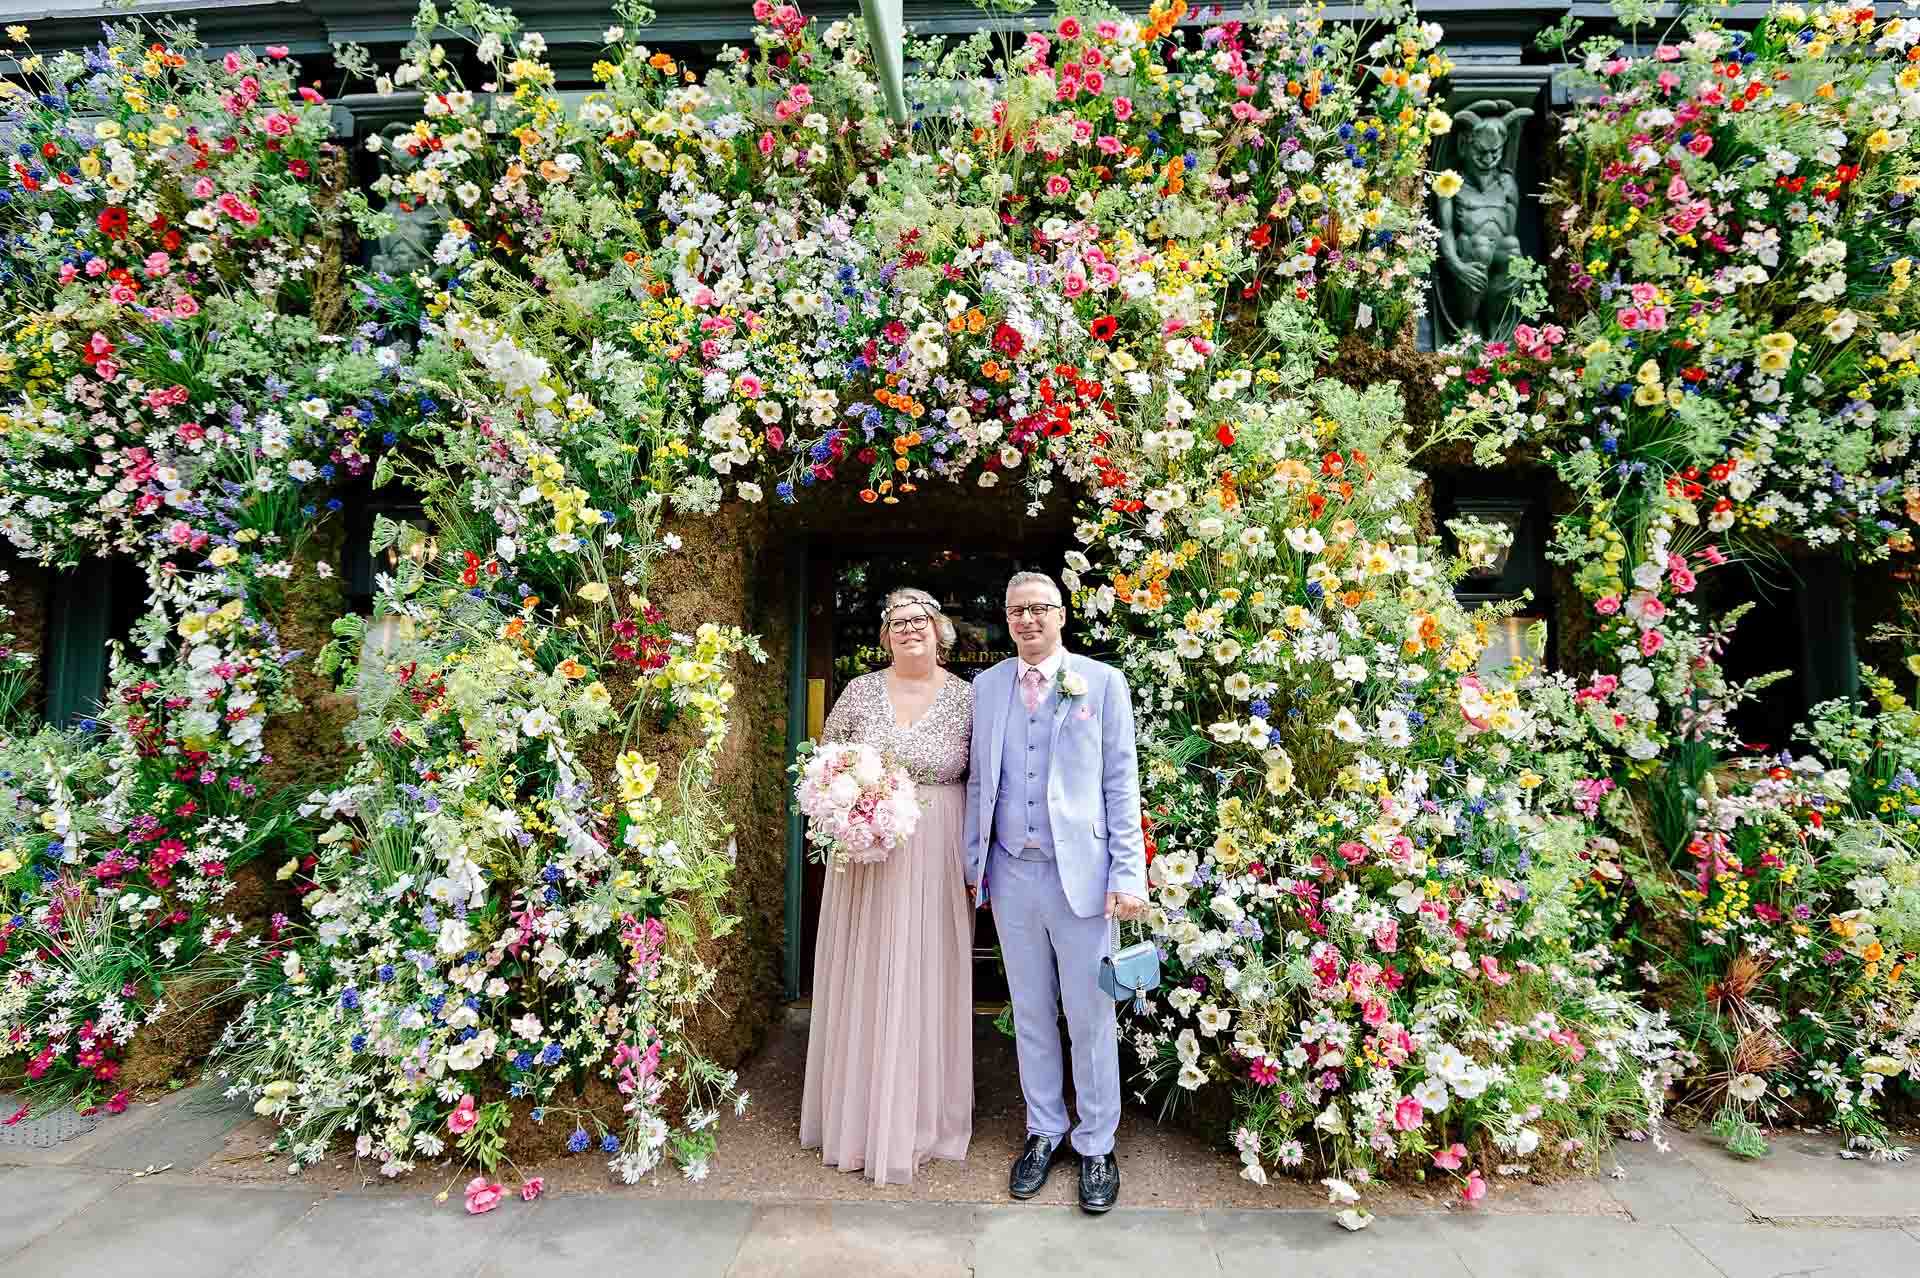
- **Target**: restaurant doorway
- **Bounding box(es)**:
[789,535,1073,1006]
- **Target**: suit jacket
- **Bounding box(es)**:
[964,650,1147,918]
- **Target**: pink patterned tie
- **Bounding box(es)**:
[1021,666,1045,713]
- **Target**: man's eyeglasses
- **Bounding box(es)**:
[1004,604,1063,622]
[887,614,932,634]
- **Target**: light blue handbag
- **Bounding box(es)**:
[1099,925,1161,1015]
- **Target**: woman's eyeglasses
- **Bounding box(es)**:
[1004,604,1062,621]
[887,614,933,634]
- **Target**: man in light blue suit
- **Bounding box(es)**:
[964,570,1146,1214]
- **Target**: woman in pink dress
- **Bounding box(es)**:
[800,587,974,1184]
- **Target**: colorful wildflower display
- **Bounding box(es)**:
[4,0,1920,1212]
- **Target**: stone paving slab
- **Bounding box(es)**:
[5,1181,316,1278]
[1205,1208,1477,1278]
[470,1197,755,1277]
[1436,1214,1727,1278]
[0,1167,127,1261]
[1666,1127,1920,1224]
[971,1204,1220,1277]
[727,1202,980,1277]
[1602,1135,1752,1226]
[1675,1222,1920,1275]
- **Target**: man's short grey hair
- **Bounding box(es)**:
[1004,571,1063,606]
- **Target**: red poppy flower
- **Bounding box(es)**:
[1088,315,1118,342]
[1215,423,1236,448]
[992,322,1025,358]
[97,207,128,238]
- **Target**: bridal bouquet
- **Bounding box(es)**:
[792,742,920,870]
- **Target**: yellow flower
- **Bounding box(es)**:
[577,581,609,604]
[1431,170,1463,198]
[6,24,27,41]
[209,545,240,567]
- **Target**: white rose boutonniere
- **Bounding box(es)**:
[1059,668,1089,700]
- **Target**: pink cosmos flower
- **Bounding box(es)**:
[1393,1096,1424,1131]
[216,192,260,227]
[464,1177,504,1214]
[448,1093,478,1135]
[1434,1143,1467,1170]
[520,1177,544,1202]
[1463,1170,1488,1203]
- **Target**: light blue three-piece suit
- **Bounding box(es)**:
[964,650,1147,1157]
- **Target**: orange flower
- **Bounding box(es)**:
[557,659,587,680]
[860,489,879,503]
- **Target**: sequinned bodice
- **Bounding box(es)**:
[822,671,972,786]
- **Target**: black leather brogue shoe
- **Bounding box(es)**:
[1078,1152,1119,1213]
[1009,1134,1068,1199]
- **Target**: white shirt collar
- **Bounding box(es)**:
[1022,648,1066,684]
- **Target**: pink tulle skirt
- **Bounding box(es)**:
[800,782,973,1184]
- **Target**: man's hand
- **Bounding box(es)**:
[1104,892,1146,922]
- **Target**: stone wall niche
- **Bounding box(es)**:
[1423,76,1551,351]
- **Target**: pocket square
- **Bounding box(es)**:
[1074,706,1094,721]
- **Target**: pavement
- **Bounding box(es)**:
[4,1018,1919,1276]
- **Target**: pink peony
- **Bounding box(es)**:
[464,1177,504,1214]
[448,1093,478,1135]
[520,1177,545,1202]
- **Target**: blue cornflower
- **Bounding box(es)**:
[540,1043,564,1066]
[1250,698,1271,719]
[600,1133,621,1153]
[382,431,398,446]
[541,864,562,884]
[514,1051,535,1071]
[509,1082,528,1098]
[544,887,560,904]
[427,993,447,1015]
[530,1108,545,1124]
[377,964,395,983]
[325,498,343,512]
[339,989,360,1011]
[350,1034,367,1052]
[777,481,796,503]
[568,1129,591,1153]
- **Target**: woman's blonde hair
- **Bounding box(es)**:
[879,587,957,664]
